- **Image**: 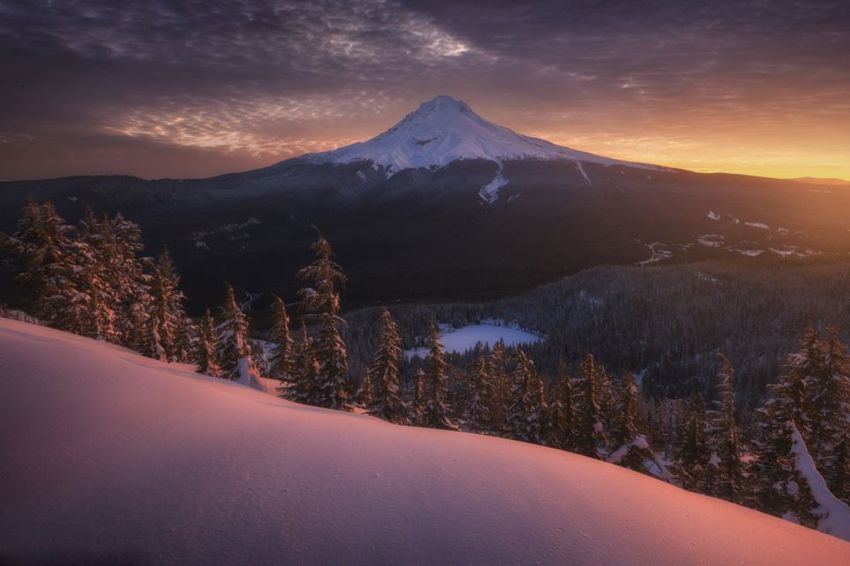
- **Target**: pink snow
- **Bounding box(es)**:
[1,318,850,565]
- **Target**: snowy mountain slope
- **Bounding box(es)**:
[2,318,850,565]
[306,95,660,175]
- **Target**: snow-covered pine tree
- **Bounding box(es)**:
[145,249,187,362]
[608,371,655,474]
[548,361,576,450]
[355,369,373,407]
[488,338,510,435]
[218,283,256,380]
[574,353,607,458]
[284,322,318,403]
[506,348,545,443]
[707,354,744,502]
[675,394,710,492]
[76,208,119,342]
[269,295,295,381]
[297,234,350,411]
[751,338,811,513]
[105,213,151,350]
[465,349,495,433]
[421,320,455,430]
[4,201,87,331]
[807,325,850,500]
[412,367,427,425]
[366,308,407,424]
[196,309,222,377]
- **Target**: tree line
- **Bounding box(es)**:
[2,200,849,536]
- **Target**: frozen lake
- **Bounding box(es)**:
[406,322,541,358]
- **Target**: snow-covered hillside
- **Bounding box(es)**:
[307,95,657,175]
[2,318,849,565]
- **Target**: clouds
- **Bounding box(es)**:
[0,0,848,180]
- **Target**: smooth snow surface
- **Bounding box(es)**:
[406,322,540,358]
[2,318,850,565]
[307,96,659,175]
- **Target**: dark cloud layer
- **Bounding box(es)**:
[1,0,848,180]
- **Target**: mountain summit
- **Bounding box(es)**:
[308,95,649,175]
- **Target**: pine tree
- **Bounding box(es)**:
[609,371,655,473]
[297,234,350,410]
[506,348,545,442]
[548,361,576,449]
[488,338,510,435]
[421,320,455,430]
[412,367,427,425]
[4,201,87,331]
[807,325,850,498]
[76,208,119,342]
[196,309,222,377]
[574,353,607,458]
[105,213,151,350]
[707,354,743,502]
[145,249,187,362]
[284,322,319,403]
[366,308,407,424]
[675,394,710,491]
[465,349,495,433]
[218,283,255,380]
[269,295,295,380]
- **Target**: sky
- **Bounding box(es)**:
[1,0,848,181]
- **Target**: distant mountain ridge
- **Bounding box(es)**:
[1,97,850,312]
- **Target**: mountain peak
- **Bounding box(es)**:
[307,95,654,175]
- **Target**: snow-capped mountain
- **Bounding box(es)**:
[307,95,656,175]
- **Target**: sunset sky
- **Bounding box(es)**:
[1,0,848,181]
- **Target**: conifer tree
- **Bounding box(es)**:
[548,361,576,449]
[76,208,119,342]
[488,338,509,434]
[807,325,850,498]
[506,348,546,442]
[675,394,710,491]
[284,322,319,403]
[366,308,407,424]
[218,283,255,380]
[4,201,87,330]
[707,354,743,501]
[105,213,151,350]
[145,249,187,362]
[465,349,495,433]
[269,295,295,380]
[609,371,655,473]
[412,367,427,425]
[574,353,607,458]
[297,234,350,410]
[421,320,455,430]
[196,309,222,377]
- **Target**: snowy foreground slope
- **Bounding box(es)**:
[2,319,850,566]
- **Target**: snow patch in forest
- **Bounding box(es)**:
[745,221,770,230]
[638,242,674,265]
[697,234,725,248]
[707,210,721,221]
[479,164,508,204]
[405,321,540,358]
[191,217,261,250]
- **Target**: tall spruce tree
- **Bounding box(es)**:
[145,249,187,362]
[196,309,222,377]
[218,283,255,380]
[465,349,495,433]
[675,394,710,492]
[297,234,350,410]
[366,308,407,424]
[284,322,320,403]
[412,367,427,425]
[421,320,455,430]
[574,353,607,458]
[609,372,655,473]
[707,354,743,502]
[548,361,576,449]
[269,296,295,381]
[507,348,545,442]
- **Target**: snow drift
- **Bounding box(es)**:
[1,318,849,565]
